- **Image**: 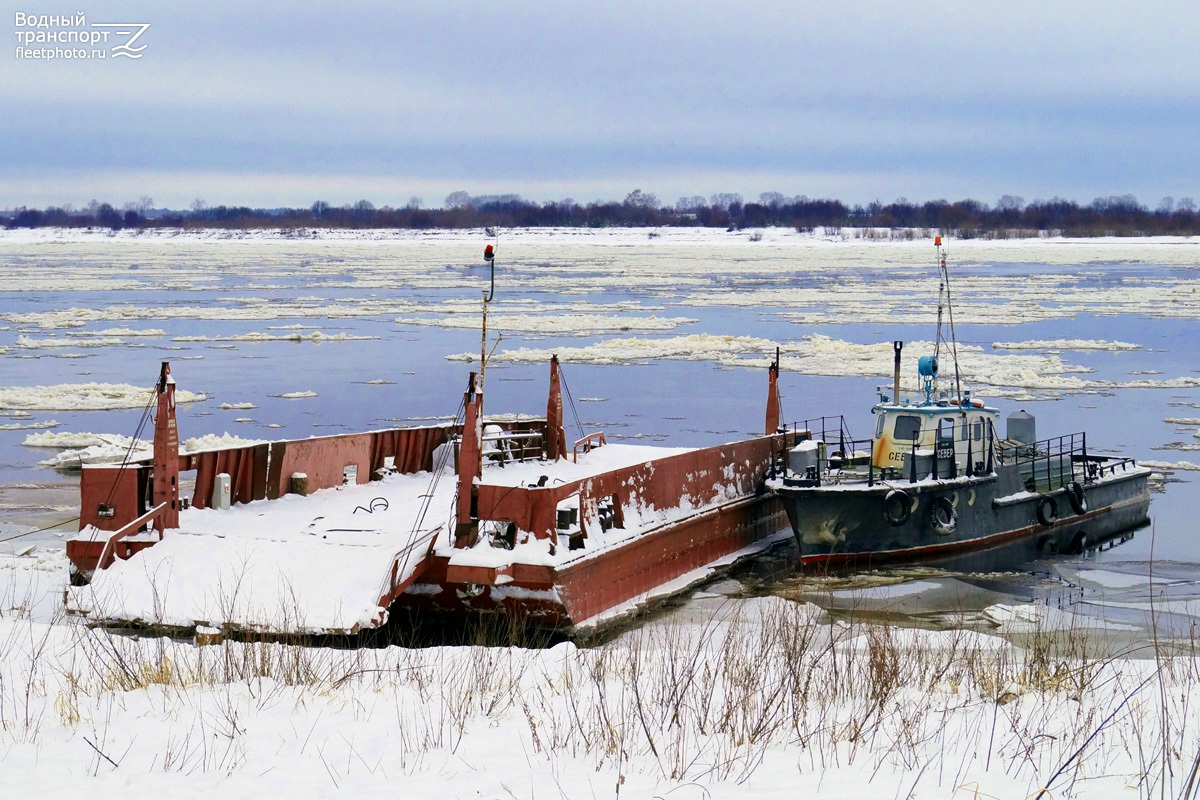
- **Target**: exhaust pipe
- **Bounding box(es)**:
[893,340,903,403]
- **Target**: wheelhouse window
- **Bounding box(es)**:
[937,418,955,440]
[893,415,922,441]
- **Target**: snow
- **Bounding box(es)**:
[70,468,458,633]
[1,576,1198,798]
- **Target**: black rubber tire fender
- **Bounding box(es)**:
[1036,494,1059,527]
[928,495,957,536]
[1066,481,1088,515]
[883,489,911,527]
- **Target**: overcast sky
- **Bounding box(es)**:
[3,1,1198,210]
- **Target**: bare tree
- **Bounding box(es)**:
[444,190,471,210]
[759,191,785,208]
[623,188,659,209]
[709,192,743,212]
[997,194,1025,211]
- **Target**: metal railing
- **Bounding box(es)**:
[482,429,544,464]
[779,416,875,487]
[997,430,1138,490]
[572,431,607,463]
[997,431,1086,492]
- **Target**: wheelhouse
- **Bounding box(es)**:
[870,396,1000,476]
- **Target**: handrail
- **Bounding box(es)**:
[997,431,1092,490]
[572,431,607,463]
[376,527,443,610]
[96,501,168,570]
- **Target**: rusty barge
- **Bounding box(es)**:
[66,358,795,636]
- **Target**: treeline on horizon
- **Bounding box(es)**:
[5,190,1200,237]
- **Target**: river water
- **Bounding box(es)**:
[2,228,1197,637]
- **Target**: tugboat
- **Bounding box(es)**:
[769,238,1152,566]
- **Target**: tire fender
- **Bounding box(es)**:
[929,495,957,536]
[1036,495,1059,527]
[883,489,911,527]
[1066,482,1088,515]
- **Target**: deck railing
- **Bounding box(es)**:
[997,430,1139,490]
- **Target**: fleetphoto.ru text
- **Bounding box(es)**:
[14,12,149,60]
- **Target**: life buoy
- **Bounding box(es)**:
[1065,482,1088,515]
[1036,495,1059,527]
[883,489,911,527]
[929,495,957,536]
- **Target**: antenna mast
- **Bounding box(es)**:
[480,233,497,408]
[934,236,964,404]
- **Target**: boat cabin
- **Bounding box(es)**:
[870,393,999,477]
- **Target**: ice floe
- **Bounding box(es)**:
[172,331,378,343]
[397,312,696,335]
[25,430,266,469]
[992,339,1142,351]
[0,382,206,410]
[1139,460,1200,472]
[450,331,1199,398]
[0,420,59,431]
[14,334,140,349]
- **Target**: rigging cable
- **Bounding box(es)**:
[397,392,468,580]
[937,241,965,404]
[557,364,587,440]
[0,517,81,544]
[100,386,159,512]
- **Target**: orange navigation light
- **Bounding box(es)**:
[934,236,942,246]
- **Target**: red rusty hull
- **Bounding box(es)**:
[397,494,789,633]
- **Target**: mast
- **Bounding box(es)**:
[152,361,180,530]
[934,236,964,405]
[765,346,782,435]
[480,239,496,409]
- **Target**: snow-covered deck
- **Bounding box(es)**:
[69,466,460,633]
[67,443,701,633]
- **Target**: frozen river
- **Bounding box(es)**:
[2,227,1198,632]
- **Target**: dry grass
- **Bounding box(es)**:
[1,585,1199,796]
